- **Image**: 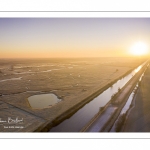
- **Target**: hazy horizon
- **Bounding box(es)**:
[0,18,150,58]
[0,56,149,59]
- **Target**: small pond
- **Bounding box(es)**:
[28,93,61,109]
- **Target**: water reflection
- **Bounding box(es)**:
[135,66,141,73]
[50,62,147,132]
[28,93,61,109]
[0,77,22,82]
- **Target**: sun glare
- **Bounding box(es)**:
[129,41,148,56]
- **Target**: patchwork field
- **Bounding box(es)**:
[0,57,146,131]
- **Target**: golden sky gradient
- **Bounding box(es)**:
[0,18,150,58]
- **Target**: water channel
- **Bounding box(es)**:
[49,61,148,132]
[110,67,147,132]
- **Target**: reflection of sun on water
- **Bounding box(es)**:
[129,41,148,56]
[135,66,142,73]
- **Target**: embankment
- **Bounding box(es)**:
[122,65,150,132]
[101,63,148,132]
[36,62,148,132]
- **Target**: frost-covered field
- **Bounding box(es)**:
[0,57,145,131]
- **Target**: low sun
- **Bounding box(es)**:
[129,41,148,56]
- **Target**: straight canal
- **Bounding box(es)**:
[50,61,149,132]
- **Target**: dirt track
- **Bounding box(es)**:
[123,66,150,132]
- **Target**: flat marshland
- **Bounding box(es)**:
[0,57,146,131]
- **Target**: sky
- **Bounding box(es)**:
[0,18,150,58]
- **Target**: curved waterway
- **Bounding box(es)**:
[0,77,22,82]
[50,62,148,132]
[13,68,61,75]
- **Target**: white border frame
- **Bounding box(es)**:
[0,11,150,139]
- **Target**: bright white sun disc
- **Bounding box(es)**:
[130,42,148,56]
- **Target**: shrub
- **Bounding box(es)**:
[118,88,121,92]
[100,107,104,112]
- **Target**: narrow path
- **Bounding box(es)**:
[85,106,117,132]
[123,66,150,132]
[83,65,147,132]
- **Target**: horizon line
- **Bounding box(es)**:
[0,56,148,59]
